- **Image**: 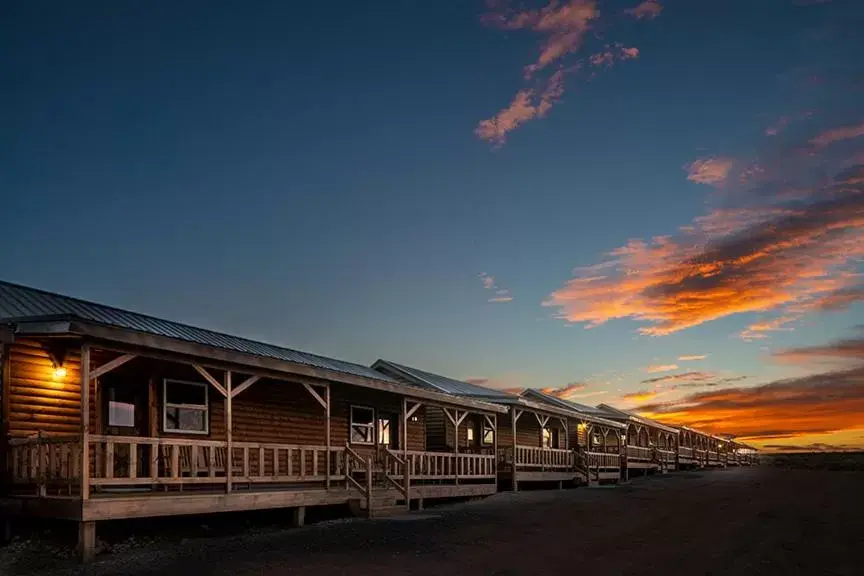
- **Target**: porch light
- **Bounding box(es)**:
[577,422,587,432]
[52,365,67,380]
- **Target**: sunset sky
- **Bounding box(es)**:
[2,0,863,451]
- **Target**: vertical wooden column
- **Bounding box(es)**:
[78,520,96,563]
[492,413,498,491]
[225,371,232,494]
[453,411,460,485]
[80,343,90,501]
[325,382,331,490]
[510,409,518,492]
[401,397,409,507]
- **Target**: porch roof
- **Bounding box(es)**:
[0,280,507,414]
[595,404,680,434]
[519,389,627,429]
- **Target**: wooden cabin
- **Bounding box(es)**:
[519,389,627,483]
[0,281,508,561]
[594,404,679,478]
[372,361,623,489]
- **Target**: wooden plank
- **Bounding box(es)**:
[192,364,228,398]
[171,445,179,479]
[230,375,261,398]
[90,354,138,381]
[80,343,90,500]
[129,443,138,479]
[225,371,232,493]
[406,401,423,419]
[105,440,114,479]
[301,382,327,410]
[325,383,331,490]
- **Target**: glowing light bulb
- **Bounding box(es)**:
[52,366,67,380]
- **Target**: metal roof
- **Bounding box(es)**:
[0,280,397,383]
[596,403,680,434]
[372,360,519,400]
[520,389,627,428]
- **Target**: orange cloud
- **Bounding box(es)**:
[634,365,864,449]
[678,354,708,361]
[589,44,639,68]
[685,156,735,186]
[643,363,678,373]
[544,162,864,336]
[539,382,586,398]
[478,272,514,303]
[625,0,663,19]
[739,315,797,341]
[810,122,864,147]
[773,336,864,365]
[621,389,661,402]
[475,71,564,145]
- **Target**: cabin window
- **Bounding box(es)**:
[482,422,494,445]
[377,414,398,448]
[350,406,375,444]
[467,422,475,444]
[543,427,561,448]
[163,379,209,434]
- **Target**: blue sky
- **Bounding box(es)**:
[3,0,863,449]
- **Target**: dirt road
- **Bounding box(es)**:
[6,467,864,575]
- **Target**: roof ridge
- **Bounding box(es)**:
[0,279,377,374]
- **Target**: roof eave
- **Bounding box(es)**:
[57,320,508,414]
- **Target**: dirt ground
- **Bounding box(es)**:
[4,466,863,575]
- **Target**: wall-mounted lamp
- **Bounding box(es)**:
[410,415,420,423]
[44,344,68,382]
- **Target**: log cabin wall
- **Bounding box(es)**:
[424,409,496,452]
[4,339,90,439]
[497,411,565,448]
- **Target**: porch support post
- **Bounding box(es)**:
[401,397,410,508]
[80,343,90,501]
[325,382,331,490]
[493,413,498,491]
[225,370,232,494]
[78,520,96,563]
[511,408,520,492]
[453,410,460,485]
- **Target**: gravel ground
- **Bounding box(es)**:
[2,466,862,575]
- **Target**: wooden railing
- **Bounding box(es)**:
[8,435,80,494]
[627,445,652,461]
[401,450,496,480]
[344,444,371,500]
[657,449,676,464]
[586,452,620,469]
[678,446,694,459]
[382,449,410,498]
[514,446,575,470]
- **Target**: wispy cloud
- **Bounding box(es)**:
[479,272,514,303]
[634,366,864,443]
[739,315,798,341]
[773,335,864,365]
[544,132,864,336]
[539,382,586,399]
[810,122,864,147]
[685,157,735,187]
[643,363,678,373]
[641,371,718,386]
[678,354,708,361]
[475,72,564,146]
[476,1,650,144]
[625,0,663,20]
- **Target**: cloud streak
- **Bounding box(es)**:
[643,364,678,373]
[678,354,708,361]
[476,1,650,144]
[634,366,864,443]
[685,157,735,187]
[479,272,514,303]
[625,1,663,20]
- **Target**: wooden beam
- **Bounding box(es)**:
[406,401,423,420]
[442,407,456,427]
[301,382,327,410]
[325,382,331,490]
[225,371,233,494]
[90,354,137,381]
[73,324,509,414]
[230,375,261,398]
[513,409,523,424]
[484,414,495,430]
[455,410,468,426]
[192,364,228,398]
[80,343,90,501]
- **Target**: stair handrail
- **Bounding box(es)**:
[344,443,369,497]
[383,449,407,498]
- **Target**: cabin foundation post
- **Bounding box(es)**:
[78,521,96,563]
[292,506,306,527]
[416,498,424,510]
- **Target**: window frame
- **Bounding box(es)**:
[466,421,476,445]
[162,378,210,435]
[350,405,376,445]
[482,421,495,445]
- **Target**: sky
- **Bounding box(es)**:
[2,0,863,452]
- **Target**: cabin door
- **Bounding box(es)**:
[99,374,151,478]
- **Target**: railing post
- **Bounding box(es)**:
[365,457,373,517]
[80,343,90,501]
